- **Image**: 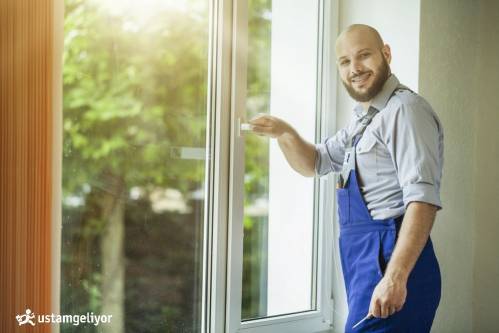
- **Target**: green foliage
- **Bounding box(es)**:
[244,0,271,206]
[63,0,209,197]
[241,0,272,320]
[81,273,102,313]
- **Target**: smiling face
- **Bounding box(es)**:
[336,25,391,102]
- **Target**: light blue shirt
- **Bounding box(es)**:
[315,74,444,219]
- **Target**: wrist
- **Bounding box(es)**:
[278,125,297,141]
[385,267,409,284]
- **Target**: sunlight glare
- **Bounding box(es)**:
[92,0,192,19]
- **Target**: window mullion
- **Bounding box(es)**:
[225,0,249,330]
[204,0,238,332]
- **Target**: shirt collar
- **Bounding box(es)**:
[354,74,400,118]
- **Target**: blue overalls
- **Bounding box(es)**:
[337,94,441,333]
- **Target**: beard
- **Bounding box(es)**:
[342,55,390,102]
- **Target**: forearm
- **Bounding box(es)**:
[277,128,317,177]
[385,201,437,282]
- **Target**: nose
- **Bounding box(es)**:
[350,59,364,76]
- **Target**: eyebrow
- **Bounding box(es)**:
[338,48,373,61]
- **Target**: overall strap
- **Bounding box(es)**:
[348,107,379,148]
[338,108,378,188]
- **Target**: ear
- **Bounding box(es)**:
[382,44,392,64]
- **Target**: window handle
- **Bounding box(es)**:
[237,118,253,137]
[240,123,252,131]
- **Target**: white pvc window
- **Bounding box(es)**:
[55,0,336,331]
[222,0,335,332]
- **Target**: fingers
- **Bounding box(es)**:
[380,304,389,318]
[250,125,276,137]
[248,115,280,138]
[248,115,271,136]
[247,114,291,138]
[249,113,284,127]
[369,299,381,318]
[370,298,402,319]
[248,113,272,126]
[381,304,398,318]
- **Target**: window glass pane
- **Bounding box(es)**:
[242,0,319,321]
[61,0,209,332]
[241,0,272,320]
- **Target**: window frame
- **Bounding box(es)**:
[52,1,64,332]
[215,0,339,332]
[52,0,339,331]
[203,0,235,332]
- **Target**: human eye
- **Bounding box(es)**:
[339,59,350,66]
[359,52,371,59]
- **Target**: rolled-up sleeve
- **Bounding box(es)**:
[385,101,444,209]
[314,126,350,177]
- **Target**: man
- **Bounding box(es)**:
[249,24,443,332]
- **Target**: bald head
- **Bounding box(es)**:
[335,24,384,54]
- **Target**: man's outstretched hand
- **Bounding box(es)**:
[248,114,293,139]
[247,113,316,177]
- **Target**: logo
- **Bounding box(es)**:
[16,309,36,326]
[15,309,112,327]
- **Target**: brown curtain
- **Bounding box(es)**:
[0,0,54,332]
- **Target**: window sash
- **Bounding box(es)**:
[218,0,337,331]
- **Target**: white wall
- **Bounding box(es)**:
[472,2,499,331]
[420,0,499,332]
[331,1,421,331]
[419,1,478,331]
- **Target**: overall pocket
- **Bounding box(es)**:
[336,188,350,224]
[377,229,397,277]
[340,231,384,298]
